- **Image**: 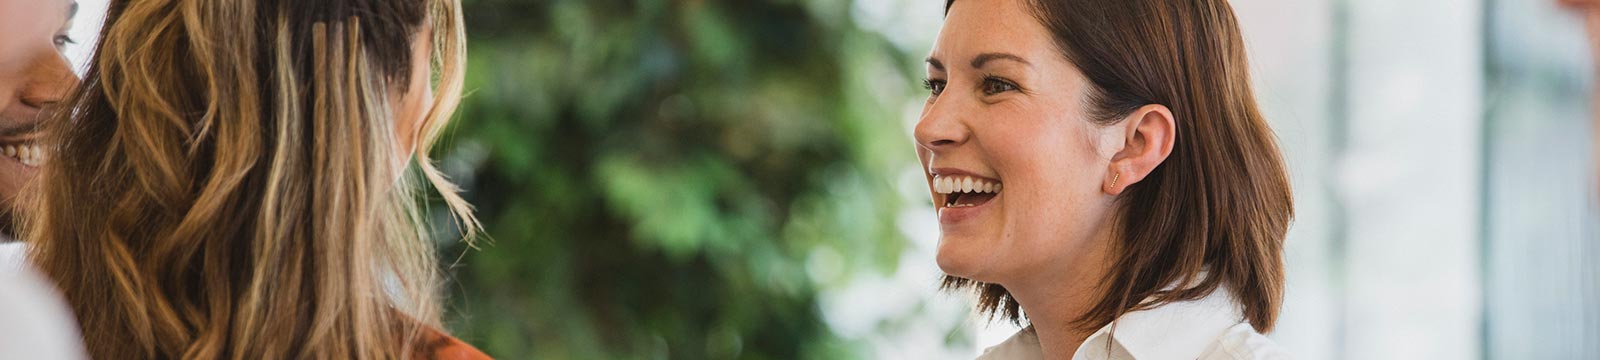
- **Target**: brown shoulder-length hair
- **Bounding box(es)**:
[25,0,476,358]
[941,0,1294,333]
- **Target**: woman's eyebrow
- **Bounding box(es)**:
[970,52,1032,69]
[925,56,946,72]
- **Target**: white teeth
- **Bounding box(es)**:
[5,144,45,167]
[931,175,1002,195]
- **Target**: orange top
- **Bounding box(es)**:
[418,327,492,360]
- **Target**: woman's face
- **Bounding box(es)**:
[918,0,1123,285]
[0,0,77,228]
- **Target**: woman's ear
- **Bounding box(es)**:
[1105,104,1176,195]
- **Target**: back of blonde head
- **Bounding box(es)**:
[25,0,476,358]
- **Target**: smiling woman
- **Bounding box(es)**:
[917,0,1293,359]
[0,0,85,358]
[0,0,78,237]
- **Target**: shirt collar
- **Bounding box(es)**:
[1073,283,1245,360]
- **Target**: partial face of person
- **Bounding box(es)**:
[916,0,1124,284]
[0,0,79,220]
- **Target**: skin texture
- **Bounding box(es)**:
[917,0,1175,357]
[0,0,78,235]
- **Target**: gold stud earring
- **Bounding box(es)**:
[1111,172,1120,189]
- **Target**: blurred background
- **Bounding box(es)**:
[59,0,1600,358]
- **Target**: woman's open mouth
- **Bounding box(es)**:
[933,174,1002,224]
[935,175,1002,207]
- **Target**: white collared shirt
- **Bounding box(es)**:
[975,286,1289,360]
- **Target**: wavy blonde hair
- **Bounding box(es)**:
[25,0,477,358]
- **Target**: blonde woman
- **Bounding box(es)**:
[24,0,487,358]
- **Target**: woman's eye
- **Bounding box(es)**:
[982,77,1019,95]
[922,79,946,96]
[53,35,76,48]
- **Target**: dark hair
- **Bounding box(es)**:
[941,0,1294,333]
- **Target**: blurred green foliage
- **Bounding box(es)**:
[439,0,920,358]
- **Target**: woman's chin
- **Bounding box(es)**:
[935,237,994,281]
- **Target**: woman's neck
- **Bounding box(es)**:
[1001,227,1118,360]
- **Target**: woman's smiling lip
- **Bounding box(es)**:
[927,167,1002,225]
[938,191,998,225]
[927,167,1001,191]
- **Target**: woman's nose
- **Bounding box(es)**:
[913,96,971,151]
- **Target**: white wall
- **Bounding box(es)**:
[1483,0,1599,358]
[1237,0,1488,358]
